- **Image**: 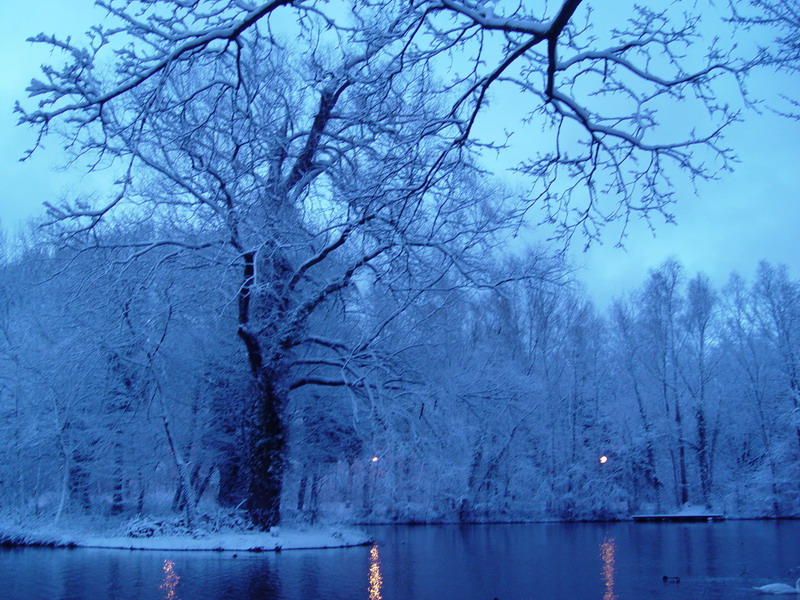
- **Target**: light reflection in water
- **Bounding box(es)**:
[160,559,180,600]
[368,544,383,600]
[600,537,617,600]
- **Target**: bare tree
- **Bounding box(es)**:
[17,0,755,527]
[752,262,800,453]
[609,297,664,510]
[637,260,689,506]
[732,0,800,71]
[681,273,720,508]
[19,1,749,238]
[719,272,784,514]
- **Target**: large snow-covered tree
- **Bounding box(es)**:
[16,0,761,527]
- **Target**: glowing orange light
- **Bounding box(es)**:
[600,538,618,600]
[371,456,379,462]
[160,559,180,600]
[369,544,383,600]
[599,455,608,464]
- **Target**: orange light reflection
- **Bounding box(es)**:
[368,544,383,600]
[160,559,180,600]
[600,538,617,600]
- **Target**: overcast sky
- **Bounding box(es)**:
[2,1,799,308]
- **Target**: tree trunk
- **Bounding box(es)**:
[110,439,125,516]
[137,467,146,514]
[172,464,206,512]
[695,408,711,508]
[69,460,91,514]
[297,475,308,512]
[55,453,70,524]
[309,473,321,523]
[629,373,662,510]
[674,400,689,506]
[237,247,293,529]
[244,374,287,529]
[161,414,198,529]
[217,458,242,507]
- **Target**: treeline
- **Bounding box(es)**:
[1,226,797,525]
[11,0,799,530]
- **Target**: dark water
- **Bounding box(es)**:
[1,520,798,599]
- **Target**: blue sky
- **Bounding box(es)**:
[0,0,108,231]
[574,96,800,306]
[2,1,798,307]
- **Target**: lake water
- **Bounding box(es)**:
[1,520,798,599]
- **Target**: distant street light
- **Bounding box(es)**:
[371,456,379,463]
[599,455,608,464]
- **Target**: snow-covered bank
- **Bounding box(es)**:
[0,522,371,552]
[88,527,371,551]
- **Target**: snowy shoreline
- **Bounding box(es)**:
[5,512,794,553]
[0,525,372,553]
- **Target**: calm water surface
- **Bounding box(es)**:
[1,520,798,599]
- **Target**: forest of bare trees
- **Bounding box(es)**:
[1,0,798,529]
[1,234,798,523]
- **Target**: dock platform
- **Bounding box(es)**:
[632,514,725,523]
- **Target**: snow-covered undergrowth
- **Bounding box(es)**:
[0,512,370,552]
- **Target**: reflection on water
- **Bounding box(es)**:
[4,521,800,600]
[600,537,617,600]
[368,544,383,600]
[160,559,180,600]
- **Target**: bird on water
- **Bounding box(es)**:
[753,578,800,594]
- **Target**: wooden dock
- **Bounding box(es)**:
[632,514,725,523]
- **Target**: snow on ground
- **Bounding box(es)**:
[81,527,372,551]
[0,519,371,552]
[673,504,716,516]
